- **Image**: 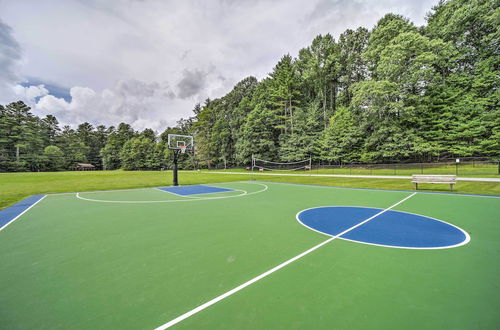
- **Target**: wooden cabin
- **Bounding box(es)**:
[75,163,95,171]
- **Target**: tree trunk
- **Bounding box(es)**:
[330,82,333,113]
[283,101,287,133]
[323,85,327,128]
[333,81,337,114]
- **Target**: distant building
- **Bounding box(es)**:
[75,163,95,170]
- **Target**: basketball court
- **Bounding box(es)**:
[1,180,499,329]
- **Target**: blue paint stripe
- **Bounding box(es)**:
[298,206,469,248]
[158,185,235,196]
[299,207,378,236]
[258,181,500,198]
[0,195,45,229]
[343,210,467,248]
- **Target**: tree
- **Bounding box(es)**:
[426,0,498,70]
[268,55,302,134]
[338,27,370,105]
[321,106,362,163]
[57,126,89,168]
[120,137,160,170]
[141,128,156,141]
[296,34,341,127]
[424,0,500,157]
[116,123,136,143]
[365,13,417,74]
[1,0,498,171]
[236,104,280,163]
[100,137,121,170]
[0,101,44,171]
[76,122,99,166]
[279,101,323,161]
[40,115,60,146]
[100,123,136,170]
[43,146,64,171]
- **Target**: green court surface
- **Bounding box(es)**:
[1,181,499,329]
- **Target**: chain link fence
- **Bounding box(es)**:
[308,159,500,177]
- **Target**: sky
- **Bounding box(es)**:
[0,0,436,131]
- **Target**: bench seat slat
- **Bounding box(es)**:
[412,182,456,185]
[411,175,457,191]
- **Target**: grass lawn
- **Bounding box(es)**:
[1,169,499,210]
[219,163,500,177]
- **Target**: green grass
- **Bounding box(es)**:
[1,182,499,329]
[219,163,500,177]
[0,170,248,210]
[1,170,499,210]
[311,163,499,177]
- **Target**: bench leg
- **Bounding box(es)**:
[414,183,418,190]
[450,184,453,192]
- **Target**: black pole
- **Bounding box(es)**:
[173,150,179,186]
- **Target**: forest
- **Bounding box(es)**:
[0,0,498,172]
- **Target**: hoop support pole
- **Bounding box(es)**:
[173,150,179,186]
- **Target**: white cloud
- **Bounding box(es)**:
[34,80,179,130]
[0,0,437,129]
[13,84,49,102]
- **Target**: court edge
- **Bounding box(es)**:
[1,179,497,230]
[0,195,47,231]
[0,182,268,229]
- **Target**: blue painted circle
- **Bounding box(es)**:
[297,207,470,249]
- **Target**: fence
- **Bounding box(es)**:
[309,160,499,177]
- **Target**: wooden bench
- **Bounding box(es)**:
[412,175,457,191]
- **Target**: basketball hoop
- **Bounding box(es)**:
[167,133,193,186]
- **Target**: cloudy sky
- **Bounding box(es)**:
[0,0,436,131]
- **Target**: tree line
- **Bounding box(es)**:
[0,101,189,171]
[192,0,499,167]
[0,0,498,172]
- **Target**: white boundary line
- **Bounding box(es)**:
[153,192,416,330]
[296,206,471,250]
[4,187,152,198]
[75,182,268,204]
[0,195,47,232]
[52,187,153,195]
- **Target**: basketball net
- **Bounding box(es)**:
[179,145,187,154]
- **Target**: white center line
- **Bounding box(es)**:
[153,192,417,329]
